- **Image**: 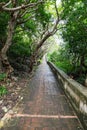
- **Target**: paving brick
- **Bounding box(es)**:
[2,58,84,130]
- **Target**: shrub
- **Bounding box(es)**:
[0,73,7,81]
[0,85,7,96]
[47,50,73,73]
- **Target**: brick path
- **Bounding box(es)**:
[1,58,84,130]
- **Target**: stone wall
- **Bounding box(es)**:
[47,61,87,130]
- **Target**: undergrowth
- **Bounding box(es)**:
[0,73,7,96]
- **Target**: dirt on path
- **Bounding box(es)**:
[0,57,84,130]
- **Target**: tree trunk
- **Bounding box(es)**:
[28,33,51,72]
[28,32,53,72]
[29,53,37,72]
[85,75,87,87]
[0,12,18,74]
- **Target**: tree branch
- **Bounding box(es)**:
[36,32,51,51]
[40,24,49,38]
[2,0,11,8]
[17,15,35,25]
[0,2,5,10]
[2,1,43,12]
[20,7,38,18]
[50,0,60,34]
[34,0,60,52]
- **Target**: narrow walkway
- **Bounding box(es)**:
[2,58,84,130]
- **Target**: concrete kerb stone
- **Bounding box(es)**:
[47,61,87,130]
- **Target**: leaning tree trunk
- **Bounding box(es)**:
[28,1,59,72]
[29,33,51,72]
[0,12,18,74]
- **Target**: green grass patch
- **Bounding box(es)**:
[0,85,7,96]
[0,73,7,81]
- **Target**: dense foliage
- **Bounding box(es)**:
[0,0,59,73]
[47,45,73,73]
[48,0,87,85]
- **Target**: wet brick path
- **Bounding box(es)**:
[1,58,84,130]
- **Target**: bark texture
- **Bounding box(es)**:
[0,11,18,74]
